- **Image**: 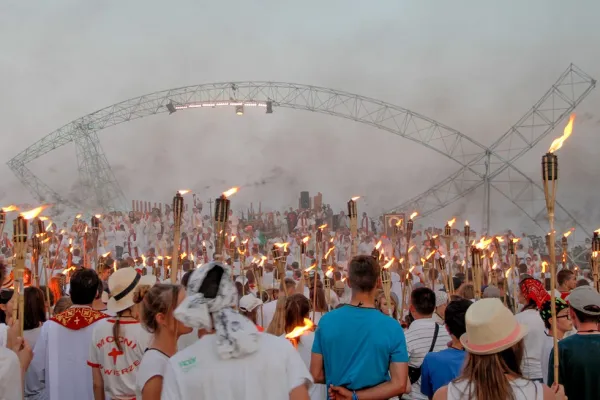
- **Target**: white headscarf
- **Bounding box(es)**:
[174,261,260,359]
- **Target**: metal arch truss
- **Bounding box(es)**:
[387,64,596,236]
[7,65,595,231]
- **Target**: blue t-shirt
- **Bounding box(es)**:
[312,305,408,391]
[420,348,466,397]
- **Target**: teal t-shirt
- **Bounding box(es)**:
[548,334,600,400]
[312,305,408,392]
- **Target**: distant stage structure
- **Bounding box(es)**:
[7,64,595,235]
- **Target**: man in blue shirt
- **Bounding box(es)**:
[310,255,408,399]
[420,299,471,399]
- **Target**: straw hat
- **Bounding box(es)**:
[108,267,156,313]
[460,298,528,355]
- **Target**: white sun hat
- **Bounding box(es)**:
[460,298,528,355]
[107,267,156,313]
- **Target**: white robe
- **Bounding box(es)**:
[30,306,105,400]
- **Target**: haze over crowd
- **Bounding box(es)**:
[1,0,599,238]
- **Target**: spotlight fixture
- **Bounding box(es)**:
[266,100,273,114]
[235,105,244,116]
[166,102,176,114]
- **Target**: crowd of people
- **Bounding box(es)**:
[0,202,599,400]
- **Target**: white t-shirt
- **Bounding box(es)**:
[540,333,553,385]
[88,318,152,399]
[262,300,278,330]
[0,346,22,400]
[161,333,312,400]
[514,309,545,380]
[135,348,170,398]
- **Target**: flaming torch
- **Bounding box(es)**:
[381,258,394,315]
[91,215,101,270]
[0,205,18,236]
[542,113,575,384]
[405,212,417,267]
[214,187,237,261]
[299,236,309,288]
[508,238,519,314]
[592,230,600,292]
[561,229,573,270]
[324,266,334,309]
[285,318,315,349]
[13,206,47,335]
[170,190,187,283]
[464,221,471,283]
[444,218,456,294]
[347,197,359,257]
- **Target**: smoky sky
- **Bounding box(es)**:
[1,0,599,237]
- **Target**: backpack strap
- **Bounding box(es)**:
[428,323,440,353]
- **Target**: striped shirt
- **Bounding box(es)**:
[404,318,451,400]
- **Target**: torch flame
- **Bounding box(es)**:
[285,318,315,340]
[512,238,521,243]
[180,252,187,259]
[305,263,316,272]
[409,266,415,273]
[542,261,548,273]
[465,220,470,226]
[447,218,456,227]
[505,269,510,279]
[341,277,347,283]
[69,238,73,245]
[595,228,600,234]
[326,267,334,278]
[178,189,191,195]
[398,257,405,264]
[230,235,237,243]
[461,260,466,266]
[62,266,76,275]
[382,258,395,269]
[302,236,310,244]
[375,240,382,250]
[426,250,436,260]
[475,237,493,250]
[76,214,82,219]
[20,205,49,220]
[563,228,574,238]
[548,114,575,153]
[495,236,505,243]
[492,262,498,270]
[324,247,335,259]
[113,260,117,272]
[351,196,360,201]
[242,239,249,244]
[101,252,111,258]
[222,187,239,198]
[39,216,49,221]
[95,214,102,218]
[1,205,18,212]
[318,224,327,230]
[408,245,416,253]
[274,242,289,251]
[410,212,418,220]
[45,223,53,232]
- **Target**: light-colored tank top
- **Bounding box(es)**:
[447,378,543,400]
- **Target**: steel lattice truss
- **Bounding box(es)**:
[7,65,595,233]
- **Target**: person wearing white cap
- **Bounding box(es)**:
[433,298,565,400]
[548,286,600,400]
[433,291,449,325]
[239,294,264,331]
[161,261,312,400]
[88,267,156,400]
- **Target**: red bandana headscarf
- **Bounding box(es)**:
[519,278,551,309]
